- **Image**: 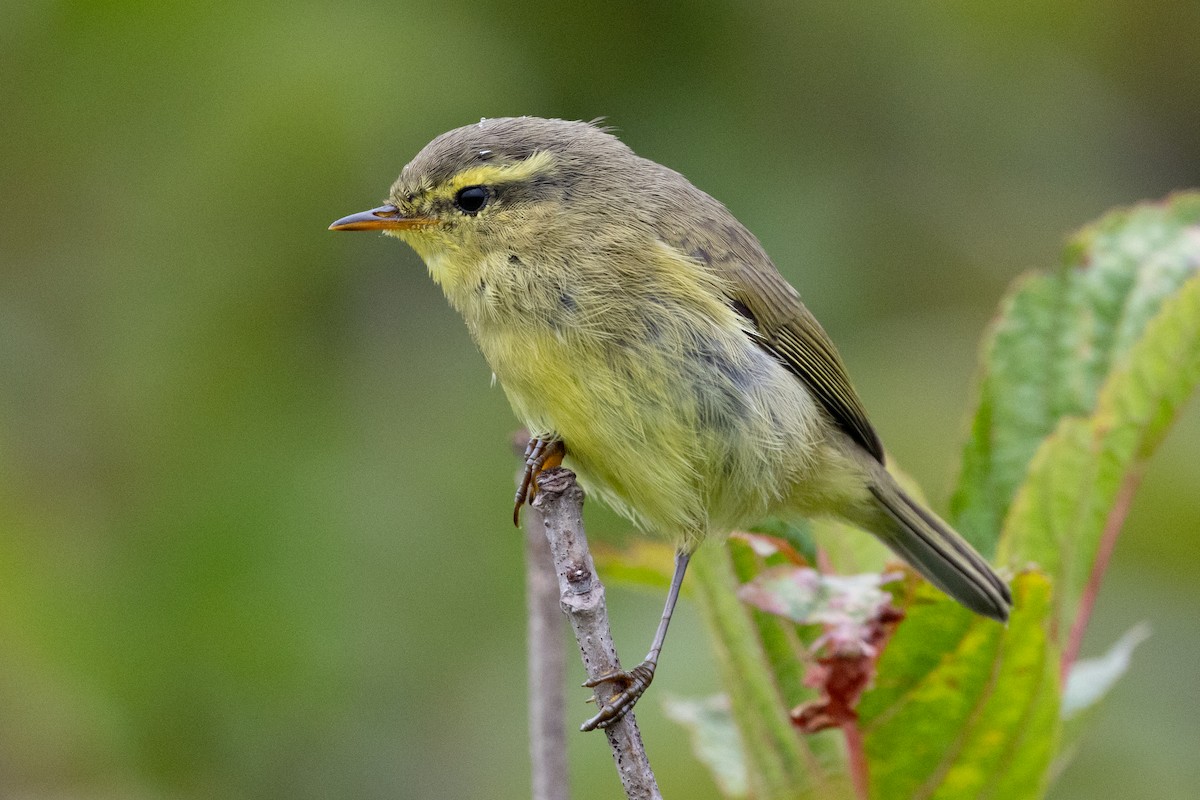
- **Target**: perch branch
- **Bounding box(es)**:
[532,467,663,800]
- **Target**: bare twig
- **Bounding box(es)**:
[532,467,663,800]
[524,485,570,800]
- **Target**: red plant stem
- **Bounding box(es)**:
[1061,470,1142,680]
[843,721,870,800]
[816,546,834,574]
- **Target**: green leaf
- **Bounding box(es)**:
[859,571,1060,800]
[1000,272,1200,628]
[951,194,1200,556]
[662,694,749,798]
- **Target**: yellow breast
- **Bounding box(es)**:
[479,296,822,541]
[429,240,824,540]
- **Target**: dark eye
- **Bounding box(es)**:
[454,186,489,214]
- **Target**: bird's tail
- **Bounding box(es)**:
[862,477,1011,622]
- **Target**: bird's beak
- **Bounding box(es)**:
[328,205,433,231]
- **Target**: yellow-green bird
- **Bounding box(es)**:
[331,116,1010,730]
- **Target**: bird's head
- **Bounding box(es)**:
[331,117,648,295]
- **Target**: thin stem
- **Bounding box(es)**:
[532,468,663,800]
[524,483,570,800]
[1061,470,1143,679]
[842,722,869,800]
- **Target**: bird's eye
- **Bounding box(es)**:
[454,186,489,214]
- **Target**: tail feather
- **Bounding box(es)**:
[867,482,1011,622]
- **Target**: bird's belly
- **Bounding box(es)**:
[482,323,824,541]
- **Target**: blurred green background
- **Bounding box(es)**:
[2,1,1198,798]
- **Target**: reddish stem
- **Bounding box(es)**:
[843,721,870,800]
[816,545,834,574]
[1061,470,1143,680]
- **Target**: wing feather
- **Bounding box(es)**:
[650,168,885,463]
[670,236,885,462]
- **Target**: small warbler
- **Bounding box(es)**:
[331,117,1010,729]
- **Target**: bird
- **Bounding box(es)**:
[330,116,1011,730]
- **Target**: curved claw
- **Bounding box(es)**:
[513,438,565,525]
[580,661,656,732]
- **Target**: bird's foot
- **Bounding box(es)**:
[513,437,565,525]
[580,660,656,732]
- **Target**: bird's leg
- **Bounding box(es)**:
[513,437,566,525]
[580,549,692,732]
